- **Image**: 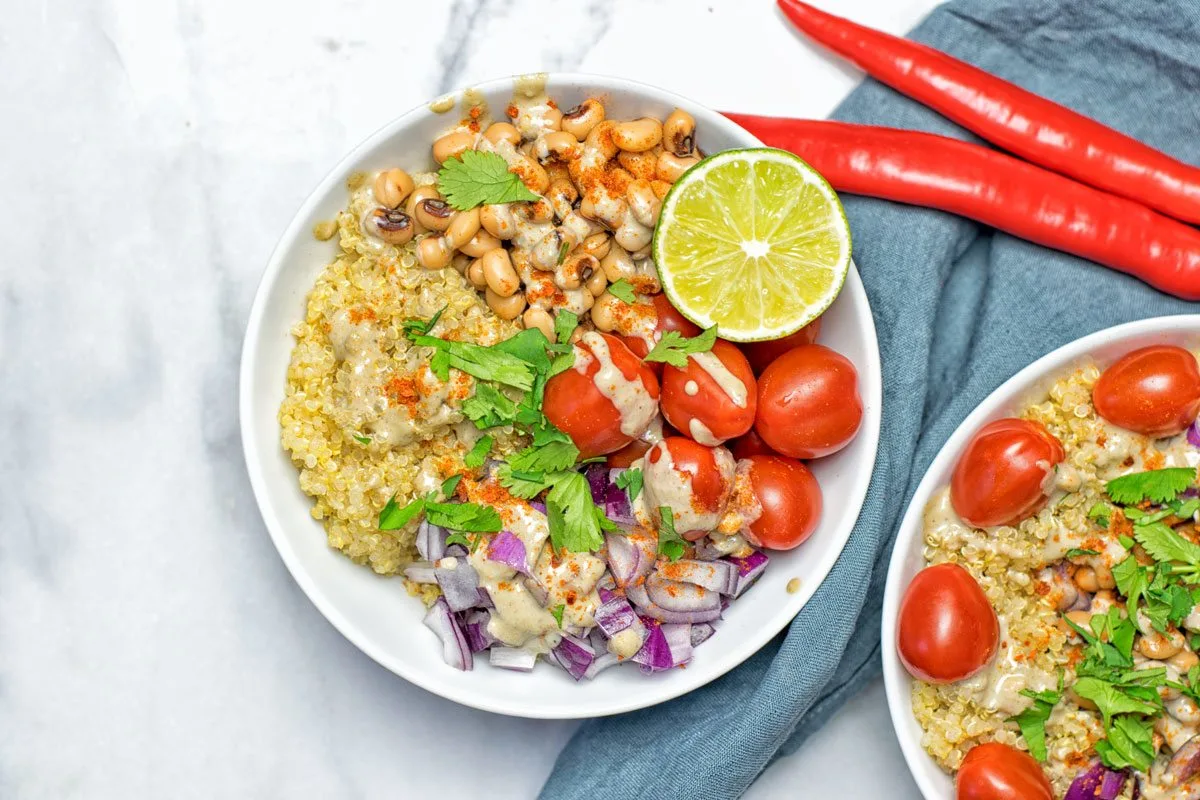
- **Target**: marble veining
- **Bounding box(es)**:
[0,0,937,796]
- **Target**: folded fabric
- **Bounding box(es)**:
[541,1,1200,796]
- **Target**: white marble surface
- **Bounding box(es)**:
[0,0,942,796]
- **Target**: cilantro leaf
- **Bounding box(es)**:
[1095,714,1157,772]
[553,310,578,345]
[496,465,555,499]
[1088,502,1113,527]
[409,334,536,390]
[445,530,486,552]
[437,150,539,210]
[492,328,554,374]
[550,604,565,628]
[425,501,502,533]
[508,440,580,474]
[607,279,637,304]
[557,239,571,266]
[657,506,687,561]
[401,305,447,337]
[1065,548,1100,558]
[546,472,614,553]
[1134,521,1200,579]
[379,495,426,531]
[462,383,520,429]
[441,474,462,498]
[615,468,643,502]
[1112,556,1149,618]
[1072,677,1160,723]
[1106,467,1196,505]
[464,435,493,469]
[530,421,571,447]
[643,325,718,368]
[1008,687,1060,762]
[548,350,575,378]
[353,434,372,445]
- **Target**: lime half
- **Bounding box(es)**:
[652,148,851,342]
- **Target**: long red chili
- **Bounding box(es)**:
[725,113,1200,300]
[776,0,1200,225]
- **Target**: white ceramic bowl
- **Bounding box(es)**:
[241,72,882,719]
[882,314,1200,797]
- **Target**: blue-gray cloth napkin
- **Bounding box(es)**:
[542,1,1200,796]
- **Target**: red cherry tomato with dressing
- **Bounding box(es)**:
[740,456,822,550]
[740,317,822,374]
[543,332,659,459]
[897,563,998,684]
[643,437,734,540]
[661,340,757,445]
[1093,345,1200,438]
[950,418,1064,528]
[755,344,862,459]
[622,294,703,377]
[956,742,1052,800]
[730,429,777,459]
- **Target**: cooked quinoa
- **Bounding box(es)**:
[279,173,523,577]
[913,361,1200,798]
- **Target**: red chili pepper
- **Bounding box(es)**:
[776,0,1200,225]
[725,113,1200,300]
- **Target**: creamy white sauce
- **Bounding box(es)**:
[509,74,556,140]
[641,441,734,534]
[684,380,699,396]
[957,619,1055,716]
[689,351,747,408]
[534,549,606,629]
[575,332,656,438]
[608,625,645,659]
[689,418,721,446]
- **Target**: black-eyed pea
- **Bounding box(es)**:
[612,118,663,153]
[416,235,453,269]
[558,253,599,291]
[540,131,582,161]
[460,229,502,258]
[626,179,661,228]
[519,197,555,224]
[480,204,518,240]
[1170,649,1200,673]
[581,232,612,260]
[466,259,488,289]
[450,253,472,275]
[585,264,608,297]
[415,198,456,232]
[650,179,673,199]
[657,152,701,182]
[512,157,551,194]
[486,287,526,320]
[600,245,635,282]
[1095,564,1116,590]
[1139,629,1185,660]
[484,122,521,147]
[547,179,579,220]
[445,208,482,251]
[405,185,441,233]
[481,248,521,297]
[590,291,622,332]
[584,121,620,161]
[365,207,416,246]
[614,217,653,253]
[617,150,658,180]
[561,99,605,140]
[533,228,577,271]
[1074,566,1100,593]
[373,168,415,208]
[522,307,556,342]
[432,131,475,164]
[1064,609,1093,637]
[662,108,696,157]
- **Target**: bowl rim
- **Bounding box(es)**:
[240,71,883,718]
[880,313,1200,798]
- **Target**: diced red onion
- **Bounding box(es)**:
[523,577,548,606]
[460,609,495,652]
[423,598,473,670]
[605,531,656,588]
[487,531,529,574]
[659,559,739,595]
[585,463,609,502]
[476,587,494,608]
[435,559,481,612]
[690,539,723,561]
[645,572,721,613]
[582,652,621,679]
[690,623,716,646]
[724,550,770,598]
[1065,762,1127,800]
[416,520,446,561]
[489,647,537,672]
[594,594,638,636]
[632,618,672,671]
[604,468,634,525]
[553,634,596,681]
[625,582,723,623]
[661,623,693,666]
[1189,419,1200,448]
[588,626,608,653]
[403,564,437,584]
[530,500,547,514]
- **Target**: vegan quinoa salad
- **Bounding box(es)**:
[279,76,861,680]
[896,345,1200,798]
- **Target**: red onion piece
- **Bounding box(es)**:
[645,572,721,613]
[435,559,481,612]
[489,647,537,672]
[1189,419,1200,448]
[724,550,770,598]
[553,634,596,681]
[423,598,473,670]
[416,520,446,561]
[1065,762,1127,800]
[690,622,716,646]
[530,500,547,514]
[585,463,609,502]
[658,559,739,595]
[594,594,638,636]
[460,609,495,652]
[633,618,673,671]
[661,623,693,666]
[605,468,635,525]
[403,564,437,584]
[1168,738,1200,786]
[625,583,723,623]
[582,652,621,679]
[487,531,529,574]
[605,531,654,587]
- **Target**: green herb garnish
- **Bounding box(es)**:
[401,305,447,337]
[1134,521,1200,581]
[1065,548,1100,558]
[657,506,686,561]
[464,435,493,469]
[553,310,578,345]
[1008,686,1060,762]
[437,150,540,210]
[643,325,718,368]
[545,472,617,553]
[615,468,643,502]
[607,279,637,304]
[550,604,565,628]
[1106,467,1197,505]
[379,495,426,531]
[353,434,372,445]
[557,239,571,266]
[441,474,462,498]
[410,334,536,390]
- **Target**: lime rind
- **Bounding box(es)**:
[652,148,852,343]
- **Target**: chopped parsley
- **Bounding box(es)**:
[378,491,500,534]
[1134,521,1200,582]
[557,239,571,266]
[464,435,493,469]
[615,468,643,502]
[656,507,686,561]
[378,495,426,531]
[643,325,718,368]
[507,439,580,475]
[437,150,539,210]
[1065,548,1100,558]
[461,383,520,428]
[441,474,462,498]
[353,434,372,445]
[550,604,565,628]
[606,279,637,304]
[1007,684,1061,762]
[545,472,617,553]
[410,334,537,391]
[1106,467,1196,505]
[553,310,578,345]
[401,305,447,337]
[1088,502,1114,527]
[444,530,487,552]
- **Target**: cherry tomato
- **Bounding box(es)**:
[740,317,822,374]
[950,418,1064,528]
[623,294,703,377]
[730,429,777,459]
[543,332,660,459]
[956,742,1052,800]
[897,563,998,683]
[607,440,653,469]
[740,456,822,550]
[661,340,757,444]
[642,437,734,540]
[754,344,862,459]
[1093,345,1200,438]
